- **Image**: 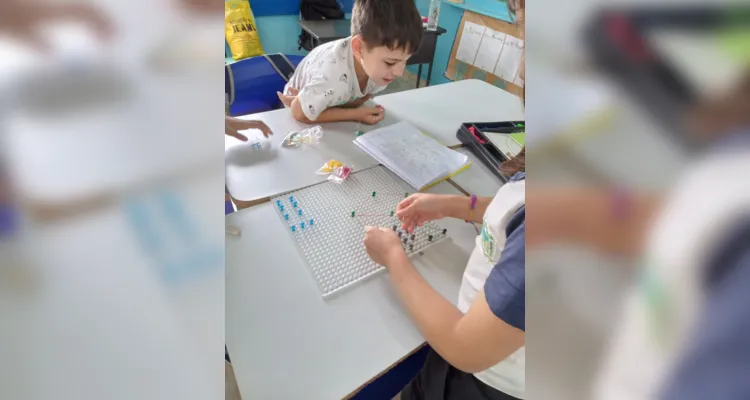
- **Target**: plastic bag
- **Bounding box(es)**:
[281,125,324,147]
[316,160,343,175]
[315,159,352,183]
[225,0,264,61]
[328,164,352,184]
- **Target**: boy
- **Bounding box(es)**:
[277,0,422,125]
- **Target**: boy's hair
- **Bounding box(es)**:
[351,0,423,54]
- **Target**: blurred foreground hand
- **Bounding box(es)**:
[0,0,112,50]
[225,116,273,141]
[179,0,223,13]
[526,187,662,258]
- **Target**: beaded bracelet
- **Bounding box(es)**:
[468,194,477,220]
[466,195,479,233]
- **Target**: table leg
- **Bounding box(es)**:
[416,64,423,88]
[426,62,434,86]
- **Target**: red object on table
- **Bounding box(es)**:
[468,126,487,144]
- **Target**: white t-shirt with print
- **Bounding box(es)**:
[593,147,750,400]
[458,179,526,399]
[284,37,387,121]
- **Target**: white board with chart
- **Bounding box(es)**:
[446,10,525,98]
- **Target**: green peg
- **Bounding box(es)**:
[390,210,394,217]
[351,211,355,217]
[372,191,376,197]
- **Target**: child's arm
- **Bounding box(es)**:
[339,94,372,109]
[526,188,661,256]
[278,91,384,125]
[289,96,368,123]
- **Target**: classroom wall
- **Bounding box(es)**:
[238,0,511,86]
[414,0,461,85]
[255,15,309,56]
[419,0,513,85]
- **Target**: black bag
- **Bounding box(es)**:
[298,0,345,51]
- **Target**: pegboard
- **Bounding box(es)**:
[271,166,449,298]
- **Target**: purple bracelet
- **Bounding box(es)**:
[467,195,479,233]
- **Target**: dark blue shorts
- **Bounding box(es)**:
[402,350,521,400]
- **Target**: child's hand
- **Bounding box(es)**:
[1,2,113,51]
[357,106,385,125]
[277,87,299,108]
[225,116,273,141]
[180,0,222,14]
[363,226,406,267]
[396,194,448,234]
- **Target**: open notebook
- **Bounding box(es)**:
[354,121,471,190]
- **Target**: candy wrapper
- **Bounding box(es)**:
[316,160,344,175]
[328,164,352,184]
[316,159,352,184]
[281,125,324,147]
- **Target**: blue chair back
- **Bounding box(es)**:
[226,54,304,116]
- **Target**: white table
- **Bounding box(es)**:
[225,80,524,202]
[225,176,480,400]
[0,7,222,204]
[225,109,407,202]
[450,147,505,198]
[375,79,525,147]
[3,171,225,400]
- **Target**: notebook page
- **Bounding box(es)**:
[355,122,468,189]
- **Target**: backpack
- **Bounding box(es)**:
[298,0,345,51]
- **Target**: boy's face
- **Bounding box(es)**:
[352,36,411,87]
